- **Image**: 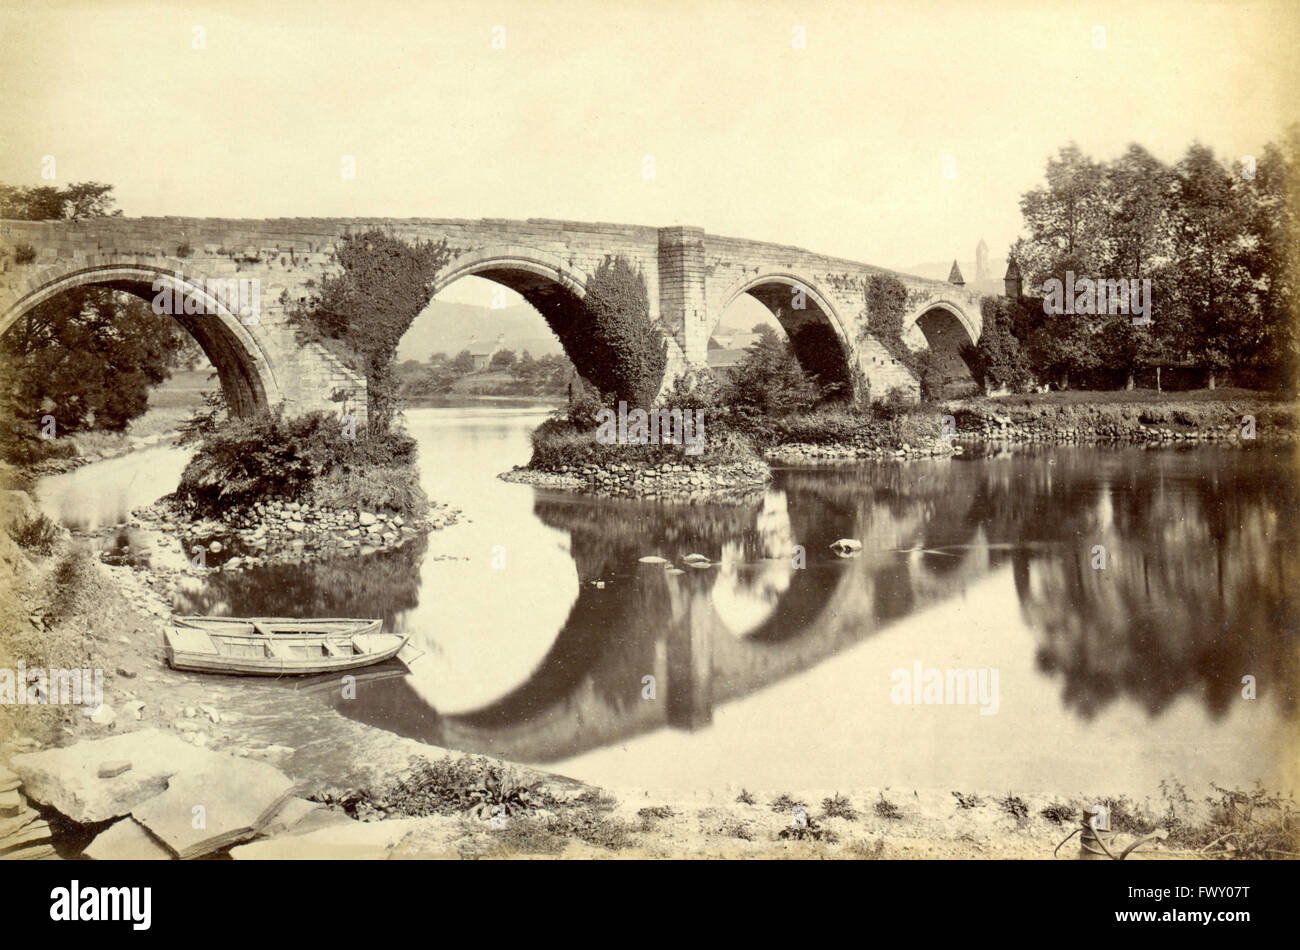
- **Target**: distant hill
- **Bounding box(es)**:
[398,301,565,361]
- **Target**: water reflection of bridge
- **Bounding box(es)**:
[341,460,1004,763]
[325,447,1297,767]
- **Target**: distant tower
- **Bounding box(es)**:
[1004,256,1022,298]
[948,260,965,286]
[975,238,989,283]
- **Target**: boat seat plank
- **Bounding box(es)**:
[167,628,220,656]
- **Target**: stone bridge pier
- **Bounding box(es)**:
[0,216,991,418]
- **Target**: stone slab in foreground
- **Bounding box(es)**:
[11,729,224,823]
[132,758,296,859]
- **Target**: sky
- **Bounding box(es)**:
[1,0,1297,310]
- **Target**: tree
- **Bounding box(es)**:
[489,347,517,370]
[1233,128,1298,389]
[291,229,452,433]
[1014,143,1109,288]
[1167,144,1257,386]
[963,297,1033,393]
[0,181,121,221]
[2,287,185,435]
[0,181,190,455]
[450,350,475,374]
[724,325,819,417]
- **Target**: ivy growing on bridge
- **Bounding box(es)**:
[861,273,941,399]
[572,255,666,410]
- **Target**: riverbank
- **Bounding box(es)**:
[947,388,1299,445]
[124,493,460,572]
[505,405,959,496]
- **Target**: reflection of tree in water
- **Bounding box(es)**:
[997,448,1299,720]
[174,534,430,631]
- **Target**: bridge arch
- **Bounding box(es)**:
[0,262,281,417]
[713,270,855,397]
[902,298,980,395]
[431,244,664,401]
[902,298,979,344]
[431,244,590,302]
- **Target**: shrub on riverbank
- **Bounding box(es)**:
[528,415,759,471]
[174,410,428,520]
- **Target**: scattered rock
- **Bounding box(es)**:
[89,705,116,727]
[638,556,669,564]
[829,538,863,557]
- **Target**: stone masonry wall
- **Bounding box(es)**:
[0,216,989,409]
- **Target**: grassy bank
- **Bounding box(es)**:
[948,388,1298,441]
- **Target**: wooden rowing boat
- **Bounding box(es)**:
[172,616,382,638]
[164,618,406,676]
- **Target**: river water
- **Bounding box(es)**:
[35,407,1300,798]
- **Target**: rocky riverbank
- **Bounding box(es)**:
[126,495,461,571]
[949,396,1299,446]
[501,457,771,499]
[765,437,959,463]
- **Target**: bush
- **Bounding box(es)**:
[873,387,915,420]
[565,378,606,432]
[12,512,59,555]
[311,465,428,519]
[659,367,722,412]
[528,416,758,471]
[723,325,821,420]
[175,410,423,518]
[13,243,36,265]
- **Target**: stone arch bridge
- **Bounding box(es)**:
[0,216,990,419]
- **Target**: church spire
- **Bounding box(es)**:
[948,260,965,286]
